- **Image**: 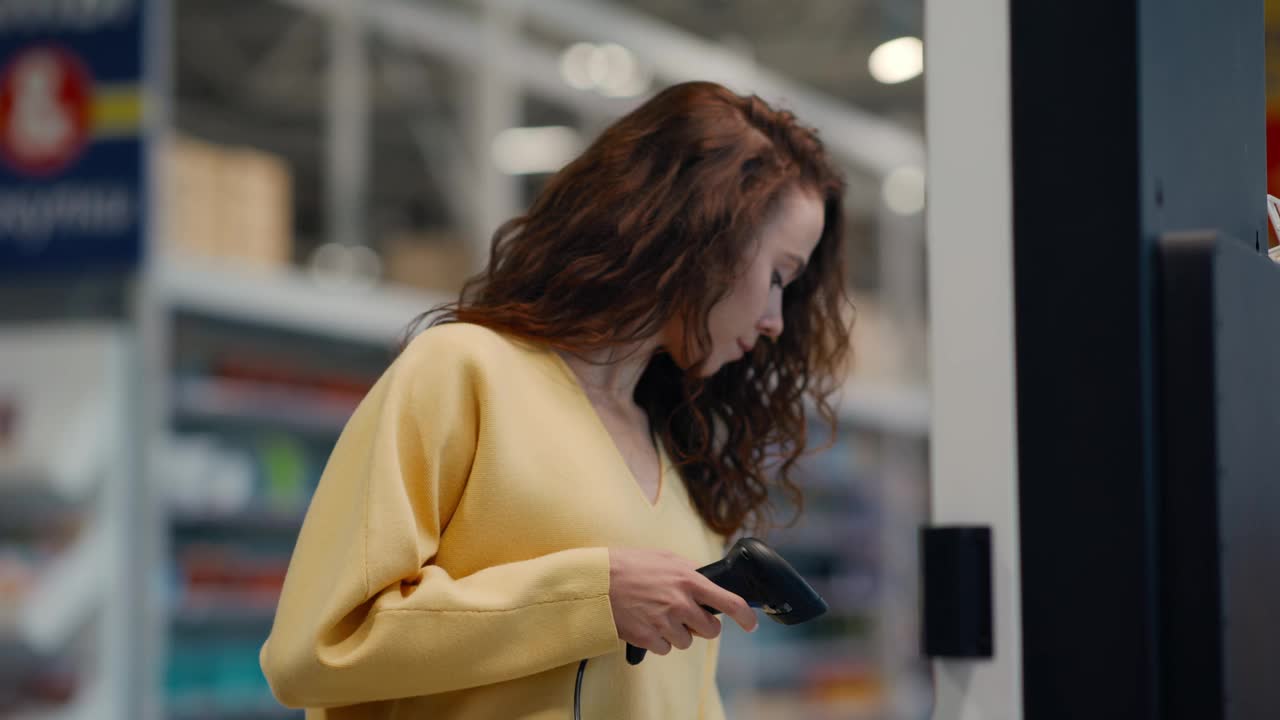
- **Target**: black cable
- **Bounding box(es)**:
[573,658,588,720]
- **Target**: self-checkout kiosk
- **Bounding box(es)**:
[923,1,1279,719]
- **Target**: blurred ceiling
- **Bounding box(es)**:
[172,0,923,268]
[607,0,923,130]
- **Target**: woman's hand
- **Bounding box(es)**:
[607,547,758,657]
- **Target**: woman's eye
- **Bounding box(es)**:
[771,270,784,289]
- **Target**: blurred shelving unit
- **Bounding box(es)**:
[717,376,930,720]
[0,326,133,720]
[143,254,451,718]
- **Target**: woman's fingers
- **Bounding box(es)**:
[662,621,695,651]
[607,547,757,658]
[642,633,673,655]
[689,576,758,634]
[682,606,722,640]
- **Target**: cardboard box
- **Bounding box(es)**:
[161,135,293,270]
[382,231,473,295]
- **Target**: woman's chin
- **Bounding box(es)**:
[666,348,729,377]
[697,356,731,377]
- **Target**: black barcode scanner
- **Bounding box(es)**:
[625,536,828,665]
[573,537,827,719]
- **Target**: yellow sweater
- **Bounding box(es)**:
[260,322,730,719]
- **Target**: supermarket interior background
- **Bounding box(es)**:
[1,0,1278,719]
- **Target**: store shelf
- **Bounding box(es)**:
[170,508,306,535]
[152,257,931,435]
[173,377,359,435]
[0,491,92,535]
[167,696,299,720]
[172,592,278,628]
[0,472,98,526]
[0,521,108,655]
[0,325,125,506]
[9,675,109,720]
[153,255,452,346]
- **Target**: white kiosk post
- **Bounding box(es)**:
[924,0,1022,718]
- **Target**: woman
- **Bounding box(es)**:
[260,80,851,719]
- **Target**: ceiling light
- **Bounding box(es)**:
[559,41,649,98]
[559,42,598,90]
[868,36,924,84]
[595,43,649,98]
[491,126,581,175]
[882,166,926,215]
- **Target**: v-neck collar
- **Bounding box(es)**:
[544,346,666,509]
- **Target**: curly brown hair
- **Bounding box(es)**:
[406,81,852,537]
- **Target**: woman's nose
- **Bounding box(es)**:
[758,314,783,340]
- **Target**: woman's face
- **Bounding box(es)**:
[664,186,826,376]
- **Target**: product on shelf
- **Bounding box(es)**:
[161,134,293,271]
[0,662,80,715]
[382,230,472,294]
[176,542,289,610]
[158,433,254,515]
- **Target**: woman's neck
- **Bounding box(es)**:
[555,340,660,410]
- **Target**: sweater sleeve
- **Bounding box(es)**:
[259,328,620,708]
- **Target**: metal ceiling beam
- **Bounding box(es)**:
[274,0,923,175]
[275,0,638,117]
[326,2,369,248]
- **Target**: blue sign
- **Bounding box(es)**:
[0,0,146,274]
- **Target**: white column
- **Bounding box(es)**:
[458,0,522,273]
[925,0,1023,717]
[327,1,368,248]
[140,0,173,717]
